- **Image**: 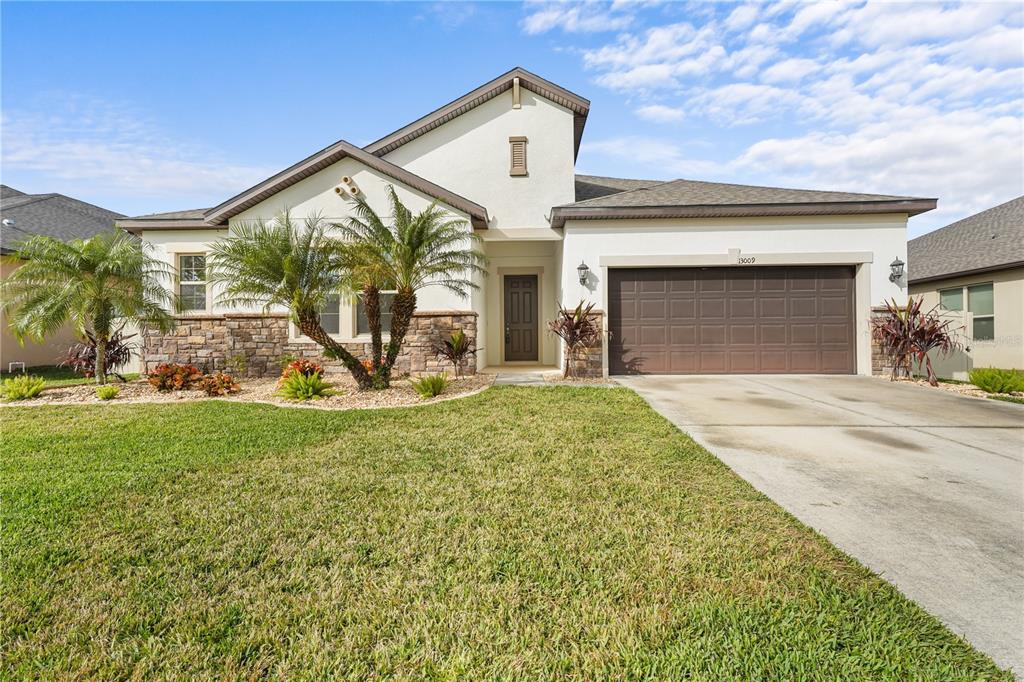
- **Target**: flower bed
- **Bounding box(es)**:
[1,374,494,410]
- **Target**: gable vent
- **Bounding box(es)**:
[509,136,527,177]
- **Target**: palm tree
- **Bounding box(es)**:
[1,230,177,384]
[206,212,375,389]
[334,185,487,387]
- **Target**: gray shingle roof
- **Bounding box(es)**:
[0,186,124,254]
[908,195,1024,283]
[562,178,923,209]
[124,208,210,221]
[574,175,664,202]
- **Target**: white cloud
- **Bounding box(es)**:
[0,97,273,205]
[635,104,684,122]
[559,0,1024,233]
[522,2,634,34]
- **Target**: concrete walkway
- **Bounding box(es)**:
[617,374,1024,675]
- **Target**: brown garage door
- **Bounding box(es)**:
[608,266,856,374]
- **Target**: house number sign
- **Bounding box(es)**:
[738,256,756,264]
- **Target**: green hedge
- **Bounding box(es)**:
[968,367,1024,394]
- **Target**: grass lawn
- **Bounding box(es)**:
[0,387,1010,679]
[0,364,139,388]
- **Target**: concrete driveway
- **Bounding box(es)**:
[617,374,1023,674]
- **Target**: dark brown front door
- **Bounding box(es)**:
[609,266,856,375]
[504,275,538,362]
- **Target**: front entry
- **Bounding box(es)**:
[503,274,538,362]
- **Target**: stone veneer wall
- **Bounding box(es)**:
[142,311,478,378]
[870,305,892,376]
[562,310,604,379]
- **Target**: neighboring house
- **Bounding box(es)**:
[1,185,126,370]
[908,196,1024,379]
[118,67,936,378]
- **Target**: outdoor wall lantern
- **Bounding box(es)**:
[889,257,905,282]
[577,261,590,285]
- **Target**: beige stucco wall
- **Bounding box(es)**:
[382,89,576,230]
[0,259,82,369]
[909,266,1024,379]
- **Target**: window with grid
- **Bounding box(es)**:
[938,282,994,341]
[319,295,341,334]
[356,292,394,335]
[178,255,207,312]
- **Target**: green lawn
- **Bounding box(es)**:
[0,387,1010,679]
[0,364,139,388]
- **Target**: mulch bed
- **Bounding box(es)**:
[1,373,495,411]
[879,375,1024,401]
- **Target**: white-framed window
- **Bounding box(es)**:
[939,282,994,341]
[356,292,395,336]
[178,254,207,312]
[319,294,341,334]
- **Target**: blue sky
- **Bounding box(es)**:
[2,1,1021,236]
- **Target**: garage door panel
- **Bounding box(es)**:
[609,266,855,375]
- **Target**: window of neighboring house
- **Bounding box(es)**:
[178,254,207,312]
[356,292,395,335]
[938,283,994,341]
[509,136,527,176]
[319,294,341,335]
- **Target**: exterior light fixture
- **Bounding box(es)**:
[889,257,905,282]
[577,261,590,285]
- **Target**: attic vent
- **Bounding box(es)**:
[509,136,527,177]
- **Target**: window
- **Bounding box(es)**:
[968,283,994,340]
[509,136,527,176]
[319,295,341,334]
[356,292,394,335]
[178,254,207,311]
[939,282,994,341]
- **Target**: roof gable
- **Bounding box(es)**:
[908,195,1024,283]
[201,140,489,229]
[363,67,590,161]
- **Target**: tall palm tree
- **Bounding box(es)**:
[1,230,177,384]
[206,212,375,389]
[334,185,487,387]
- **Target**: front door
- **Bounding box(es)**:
[504,275,538,362]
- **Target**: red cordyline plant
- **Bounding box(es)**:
[871,296,962,386]
[548,300,603,379]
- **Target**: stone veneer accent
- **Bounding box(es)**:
[142,311,478,379]
[870,305,893,376]
[562,310,604,379]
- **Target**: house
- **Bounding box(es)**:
[117,67,936,378]
[908,196,1024,379]
[1,185,125,370]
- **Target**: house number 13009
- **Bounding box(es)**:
[738,256,756,264]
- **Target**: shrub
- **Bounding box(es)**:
[2,375,46,401]
[199,372,241,396]
[410,373,448,399]
[969,368,1024,394]
[95,385,120,401]
[277,371,333,401]
[148,363,203,392]
[62,329,135,380]
[281,359,324,380]
[548,301,603,379]
[871,297,961,386]
[434,330,477,378]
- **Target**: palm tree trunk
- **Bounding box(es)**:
[378,289,417,388]
[297,312,373,390]
[95,336,107,385]
[362,286,383,373]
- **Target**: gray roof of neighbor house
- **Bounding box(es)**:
[908,195,1024,284]
[551,178,936,227]
[0,185,125,254]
